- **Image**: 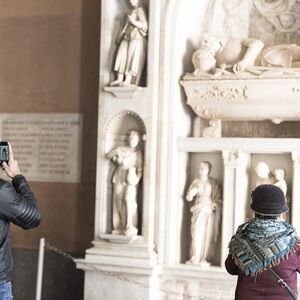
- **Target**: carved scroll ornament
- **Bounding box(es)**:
[186,86,248,103]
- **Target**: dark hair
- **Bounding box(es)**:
[255,213,278,220]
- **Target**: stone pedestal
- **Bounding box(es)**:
[104,86,144,98]
[77,262,160,300]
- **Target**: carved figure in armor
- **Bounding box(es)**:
[186,161,222,265]
[192,35,222,75]
[192,35,264,76]
[255,161,274,187]
[109,0,148,87]
[261,44,300,68]
[106,130,143,236]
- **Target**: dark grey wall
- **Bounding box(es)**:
[12,249,84,300]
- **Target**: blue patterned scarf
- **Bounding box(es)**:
[229,218,299,277]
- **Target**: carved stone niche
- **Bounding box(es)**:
[101,110,146,244]
[180,76,300,138]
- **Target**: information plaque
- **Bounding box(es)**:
[0,113,82,183]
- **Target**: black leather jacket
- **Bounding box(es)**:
[0,174,41,282]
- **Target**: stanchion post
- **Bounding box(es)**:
[35,237,45,300]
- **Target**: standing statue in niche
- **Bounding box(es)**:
[255,161,274,187]
[273,168,287,197]
[273,168,289,221]
[254,164,289,220]
[106,130,143,236]
[185,161,222,265]
[109,0,148,87]
[255,162,288,195]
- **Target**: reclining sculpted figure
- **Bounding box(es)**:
[192,35,264,76]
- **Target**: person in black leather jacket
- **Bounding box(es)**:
[0,143,41,299]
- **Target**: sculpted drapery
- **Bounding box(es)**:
[107,131,143,236]
[110,0,148,87]
[186,162,222,265]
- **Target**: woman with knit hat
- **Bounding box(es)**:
[225,184,300,300]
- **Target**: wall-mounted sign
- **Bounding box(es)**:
[0,113,82,183]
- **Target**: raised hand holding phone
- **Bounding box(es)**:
[2,143,21,179]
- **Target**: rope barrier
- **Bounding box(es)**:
[43,239,208,300]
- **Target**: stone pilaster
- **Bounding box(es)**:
[291,152,300,233]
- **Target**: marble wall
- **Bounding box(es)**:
[78,0,300,299]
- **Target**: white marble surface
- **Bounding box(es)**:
[104,86,143,98]
[181,77,300,132]
[76,261,236,300]
[77,0,300,299]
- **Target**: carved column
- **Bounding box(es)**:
[221,150,250,265]
[291,152,300,233]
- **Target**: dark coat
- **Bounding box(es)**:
[0,175,41,282]
[225,249,300,300]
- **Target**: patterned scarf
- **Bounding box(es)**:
[229,218,299,277]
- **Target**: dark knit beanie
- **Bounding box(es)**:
[250,184,288,216]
